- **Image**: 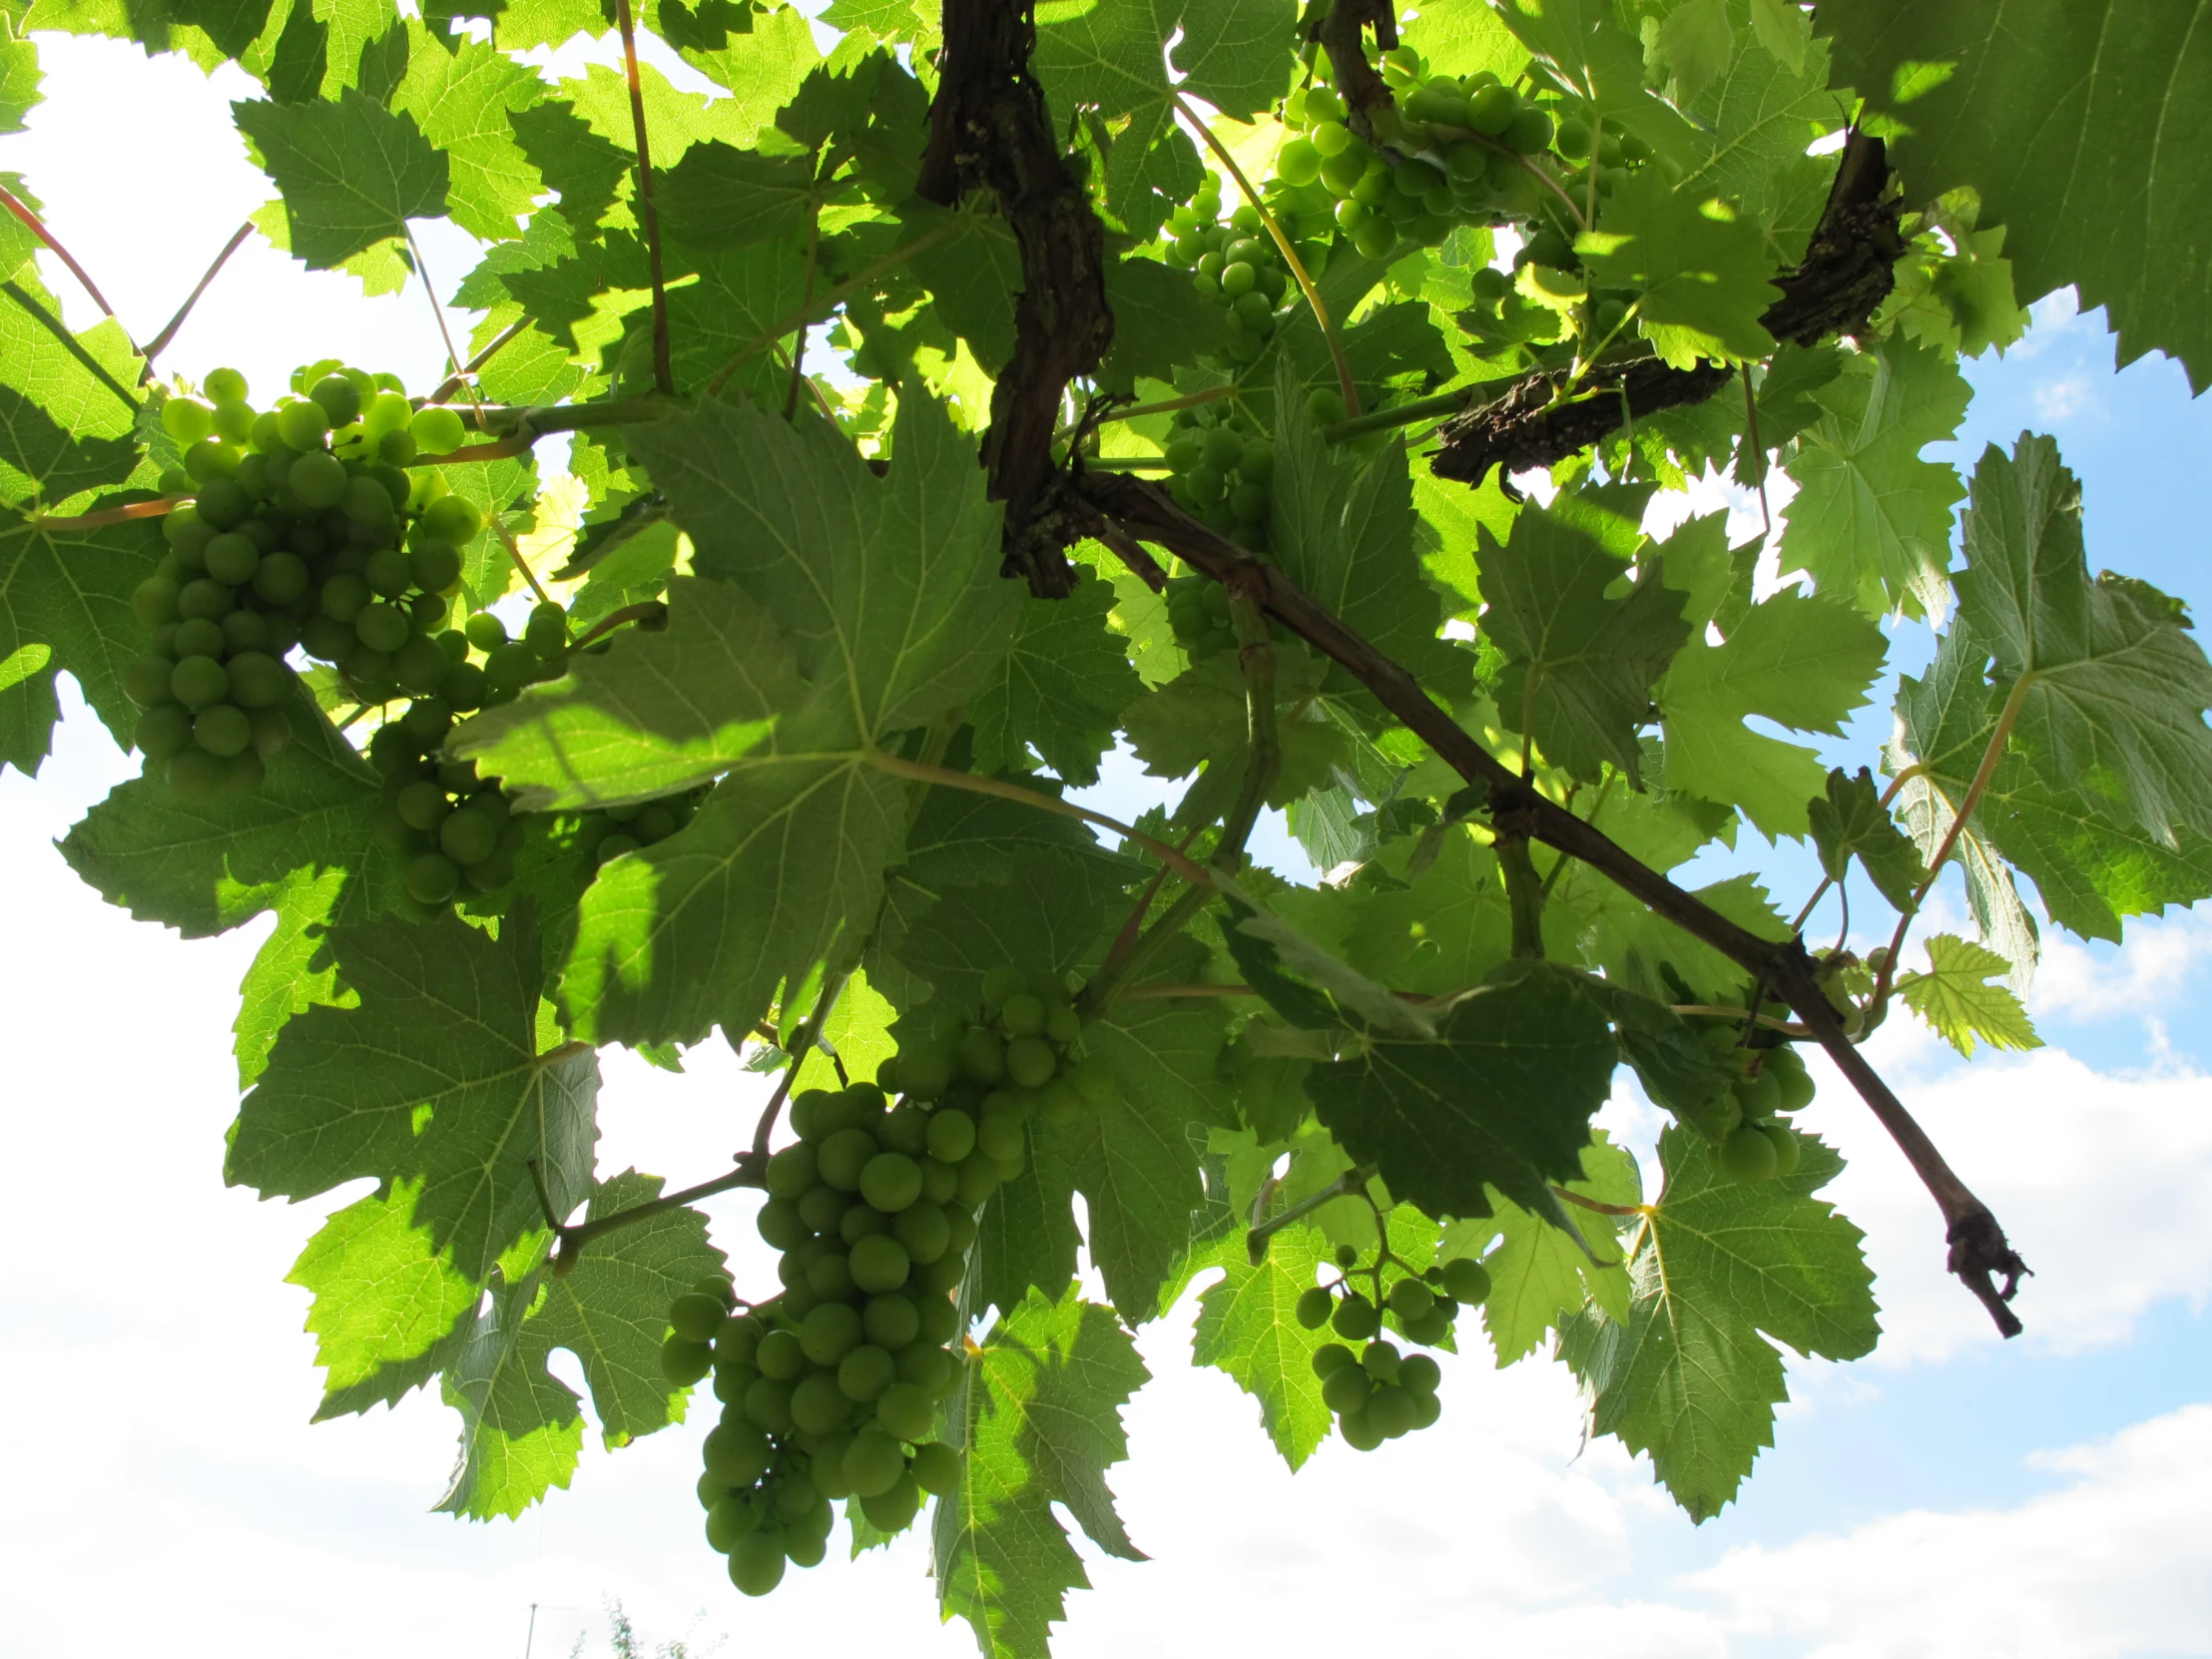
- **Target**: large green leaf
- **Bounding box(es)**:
[1807,765,1928,913]
[229,907,599,1283]
[1448,1131,1640,1365]
[390,21,542,241]
[1954,434,2212,848]
[1823,0,2212,389]
[968,573,1144,789]
[1301,963,1618,1225]
[1896,932,2040,1056]
[1781,338,1969,620]
[1659,587,1888,838]
[1188,1221,1335,1468]
[1476,501,1690,783]
[1575,168,1783,368]
[934,1286,1149,1659]
[1561,1126,1878,1522]
[233,88,448,267]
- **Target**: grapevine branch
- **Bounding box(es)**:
[1248,1165,1378,1264]
[1075,468,2028,1335]
[0,180,126,333]
[142,221,253,367]
[1429,130,1905,488]
[530,1155,765,1275]
[917,0,1113,597]
[424,318,529,406]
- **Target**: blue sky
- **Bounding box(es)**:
[3,30,2210,1659]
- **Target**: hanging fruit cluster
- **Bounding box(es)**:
[1298,1247,1492,1450]
[1159,401,1275,552]
[1697,1025,1815,1183]
[1161,181,1298,367]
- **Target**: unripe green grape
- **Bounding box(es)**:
[704,1495,756,1553]
[1311,1342,1356,1381]
[1332,1294,1381,1341]
[174,618,225,660]
[1441,1256,1491,1305]
[411,405,468,456]
[843,1428,906,1497]
[1338,1406,1383,1451]
[1368,1382,1418,1437]
[839,1202,890,1245]
[306,374,360,429]
[289,451,348,509]
[133,575,182,628]
[212,398,256,443]
[1768,1045,1816,1111]
[818,1125,880,1192]
[404,851,459,905]
[1320,1365,1372,1415]
[1467,82,1518,135]
[807,1249,856,1300]
[1295,1286,1335,1331]
[395,780,449,832]
[353,603,410,655]
[860,1470,922,1532]
[837,1343,896,1402]
[136,703,194,760]
[863,1292,921,1350]
[1004,1036,1056,1088]
[799,1303,863,1367]
[363,546,412,597]
[909,1439,962,1496]
[661,1334,714,1384]
[995,992,1043,1037]
[914,1290,961,1349]
[421,492,482,543]
[163,397,216,443]
[789,1370,849,1435]
[764,1143,817,1201]
[975,1111,1025,1165]
[728,1532,786,1596]
[743,1376,797,1434]
[874,1379,935,1442]
[205,366,249,403]
[1720,1122,1780,1183]
[1398,1353,1441,1395]
[1736,1064,1784,1122]
[1762,1121,1803,1177]
[925,1109,977,1165]
[166,746,229,800]
[716,1317,765,1368]
[171,655,229,710]
[342,473,394,529]
[1276,136,1323,186]
[899,1342,958,1399]
[848,1233,911,1295]
[124,655,180,712]
[893,1201,950,1265]
[953,1024,1004,1085]
[1361,1340,1400,1382]
[276,399,330,451]
[704,1418,774,1485]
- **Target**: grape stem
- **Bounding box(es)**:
[1247,1164,1377,1265]
[1094,385,1234,425]
[1078,467,2029,1337]
[1868,667,2040,1024]
[423,318,529,406]
[0,180,127,334]
[1171,92,1361,419]
[613,0,676,396]
[529,1153,766,1276]
[1549,1185,1649,1221]
[21,494,187,531]
[141,221,253,369]
[863,748,1214,886]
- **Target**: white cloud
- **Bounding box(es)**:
[2031,907,2212,1024]
[1689,1404,2212,1658]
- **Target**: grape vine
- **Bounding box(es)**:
[5,0,2209,1652]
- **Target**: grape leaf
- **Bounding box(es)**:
[229,906,600,1284]
[234,865,360,1090]
[1807,765,1928,913]
[934,1286,1149,1659]
[1173,0,1297,121]
[1097,255,1226,393]
[1476,501,1690,783]
[1188,1221,1335,1468]
[1452,1131,1639,1365]
[1302,962,1618,1224]
[233,88,448,267]
[0,27,39,134]
[1397,0,1529,83]
[510,100,631,239]
[515,392,1014,1045]
[1560,1126,1878,1522]
[1575,169,1782,369]
[1271,358,1456,683]
[390,21,543,241]
[1497,0,1701,163]
[438,1170,719,1518]
[1781,338,1969,620]
[659,143,817,252]
[1122,644,1351,829]
[968,574,1145,788]
[59,693,382,933]
[1896,932,2039,1056]
[1342,825,1510,995]
[664,240,809,399]
[290,1179,480,1418]
[1954,434,2212,848]
[1680,21,1843,260]
[1659,588,1888,838]
[901,208,1024,375]
[1975,760,2212,944]
[973,1155,1083,1321]
[1822,0,2212,389]
[664,0,820,125]
[0,276,156,763]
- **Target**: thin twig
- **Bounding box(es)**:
[402,227,555,607]
[613,0,674,396]
[863,748,1213,885]
[425,318,528,405]
[785,210,821,420]
[1247,1164,1377,1264]
[1173,92,1360,419]
[22,495,187,531]
[1095,385,1234,425]
[0,180,125,330]
[142,222,252,368]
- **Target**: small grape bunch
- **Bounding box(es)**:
[1164,572,1240,662]
[1697,1023,1816,1184]
[878,962,1122,1136]
[1296,1246,1491,1451]
[671,1079,990,1596]
[131,362,490,800]
[1161,185,1298,368]
[1160,403,1274,550]
[365,704,530,915]
[579,785,707,867]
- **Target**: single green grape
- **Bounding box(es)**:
[1720,1122,1780,1183]
[1296,1286,1335,1331]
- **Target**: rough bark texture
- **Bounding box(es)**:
[1431,132,1905,488]
[919,0,1112,597]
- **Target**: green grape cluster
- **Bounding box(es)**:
[1158,401,1275,551]
[876,961,1123,1132]
[668,1077,991,1597]
[1164,572,1241,661]
[365,706,528,913]
[1295,1248,1492,1451]
[1160,185,1298,367]
[579,785,707,867]
[1698,1026,1815,1184]
[129,363,488,801]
